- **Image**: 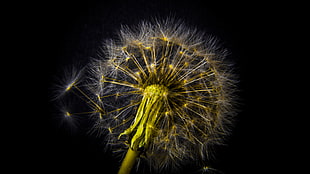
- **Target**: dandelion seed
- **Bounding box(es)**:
[52,65,84,100]
[54,100,81,134]
[65,111,72,117]
[150,63,156,68]
[96,93,102,102]
[199,165,224,174]
[53,18,238,174]
[65,82,75,92]
[162,36,169,41]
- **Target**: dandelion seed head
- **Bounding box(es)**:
[88,19,238,171]
[54,18,238,173]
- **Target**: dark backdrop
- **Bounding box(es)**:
[44,1,283,173]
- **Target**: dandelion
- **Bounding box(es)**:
[54,19,238,174]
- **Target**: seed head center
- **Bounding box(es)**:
[143,84,168,97]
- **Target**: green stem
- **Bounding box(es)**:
[117,84,168,174]
[118,148,141,174]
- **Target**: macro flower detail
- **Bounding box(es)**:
[55,19,238,174]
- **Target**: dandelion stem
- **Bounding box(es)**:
[118,84,168,174]
[118,148,141,174]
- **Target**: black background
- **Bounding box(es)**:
[42,0,288,173]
